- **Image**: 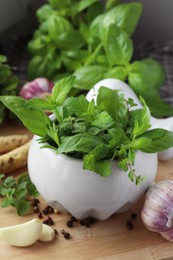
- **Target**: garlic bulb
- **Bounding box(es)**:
[20,78,54,100]
[141,180,173,241]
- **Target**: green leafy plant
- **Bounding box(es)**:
[1,76,173,186]
[27,0,173,118]
[0,173,39,216]
[0,55,19,123]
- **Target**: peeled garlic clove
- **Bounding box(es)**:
[38,224,55,242]
[0,218,42,247]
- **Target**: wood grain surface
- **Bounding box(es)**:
[0,121,173,260]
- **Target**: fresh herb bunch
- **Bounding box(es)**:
[1,76,173,186]
[0,55,19,123]
[27,0,173,118]
[0,173,39,216]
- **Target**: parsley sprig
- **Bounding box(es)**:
[0,173,39,216]
[1,76,173,186]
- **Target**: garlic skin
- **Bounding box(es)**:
[19,78,54,100]
[141,180,173,241]
[38,224,55,242]
[0,218,42,247]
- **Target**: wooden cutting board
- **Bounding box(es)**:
[0,121,173,260]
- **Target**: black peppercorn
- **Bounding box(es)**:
[42,208,49,215]
[61,229,65,235]
[79,220,85,226]
[47,216,54,225]
[54,229,58,236]
[37,212,43,219]
[32,199,40,207]
[126,220,133,230]
[64,232,71,239]
[131,212,137,220]
[47,205,54,214]
[33,206,40,213]
[66,220,73,228]
[71,216,77,222]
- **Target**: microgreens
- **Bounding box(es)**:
[1,76,173,186]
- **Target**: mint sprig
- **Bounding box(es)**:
[0,173,39,216]
[1,76,173,186]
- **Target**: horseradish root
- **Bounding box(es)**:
[0,140,31,173]
[0,134,29,154]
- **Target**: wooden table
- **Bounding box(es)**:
[1,121,173,260]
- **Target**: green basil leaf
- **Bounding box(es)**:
[73,65,106,90]
[104,24,133,66]
[128,61,156,94]
[131,97,151,139]
[0,95,51,136]
[139,129,173,153]
[128,60,173,117]
[58,133,104,154]
[102,3,143,36]
[36,4,53,23]
[96,87,128,125]
[90,14,105,38]
[104,66,128,81]
[55,30,85,50]
[48,15,73,41]
[76,0,98,12]
[97,87,119,121]
[105,0,120,11]
[86,1,103,24]
[142,58,165,90]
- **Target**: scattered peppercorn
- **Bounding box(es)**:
[33,206,40,213]
[64,232,71,240]
[54,229,58,236]
[85,217,96,225]
[79,220,85,226]
[32,199,40,207]
[84,221,90,228]
[47,216,54,225]
[66,220,73,228]
[71,216,77,222]
[61,229,65,235]
[37,212,43,219]
[131,212,137,220]
[126,219,133,230]
[47,205,54,214]
[42,207,49,215]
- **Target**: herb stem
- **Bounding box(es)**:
[84,43,103,66]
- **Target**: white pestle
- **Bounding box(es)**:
[86,78,173,161]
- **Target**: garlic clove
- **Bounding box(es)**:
[0,218,42,247]
[159,229,173,241]
[38,224,55,242]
